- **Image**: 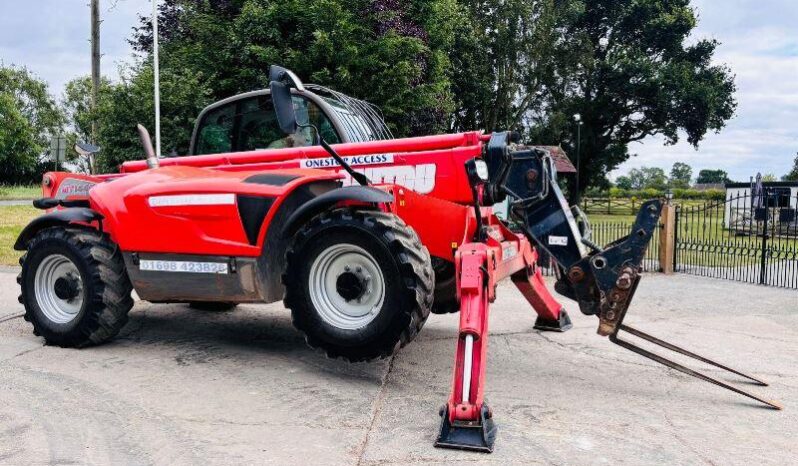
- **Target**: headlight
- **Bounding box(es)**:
[475,160,489,182]
[466,158,489,186]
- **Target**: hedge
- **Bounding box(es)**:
[593,187,727,200]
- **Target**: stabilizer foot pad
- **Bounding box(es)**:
[534,308,573,332]
[435,404,497,453]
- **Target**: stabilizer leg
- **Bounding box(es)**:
[437,404,497,453]
[435,246,497,453]
[511,250,572,332]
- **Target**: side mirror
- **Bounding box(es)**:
[270,80,298,135]
[74,143,100,157]
[269,65,305,91]
[269,65,305,135]
[74,143,100,175]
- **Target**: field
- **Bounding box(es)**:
[0,205,38,266]
[0,185,40,200]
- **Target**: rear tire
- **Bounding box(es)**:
[431,257,459,314]
[19,227,134,348]
[284,209,434,362]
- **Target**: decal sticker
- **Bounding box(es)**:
[548,236,568,246]
[502,244,518,260]
[148,193,236,207]
[55,178,96,199]
[139,260,229,274]
[339,164,437,194]
[300,154,394,168]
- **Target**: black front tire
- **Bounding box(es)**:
[18,227,134,348]
[284,209,434,362]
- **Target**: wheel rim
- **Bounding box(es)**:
[309,244,385,330]
[34,254,84,324]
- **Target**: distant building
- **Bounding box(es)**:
[532,146,577,174]
[724,180,798,230]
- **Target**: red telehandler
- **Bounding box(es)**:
[15,66,780,453]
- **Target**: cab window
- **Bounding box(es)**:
[195,104,235,155]
[194,95,341,155]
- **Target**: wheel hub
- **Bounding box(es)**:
[54,275,81,301]
[34,254,84,324]
[335,271,368,302]
[309,244,385,330]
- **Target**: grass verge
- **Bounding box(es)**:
[0,185,41,200]
[0,205,38,266]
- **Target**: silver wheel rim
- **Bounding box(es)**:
[308,244,385,330]
[34,254,84,324]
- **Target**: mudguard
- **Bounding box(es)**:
[14,208,103,250]
[281,185,393,237]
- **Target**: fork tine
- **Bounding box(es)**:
[619,324,769,386]
[610,328,782,410]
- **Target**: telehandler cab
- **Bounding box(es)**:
[15,66,780,453]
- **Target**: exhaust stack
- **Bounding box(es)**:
[136,124,160,169]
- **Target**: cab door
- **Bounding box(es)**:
[190,93,342,156]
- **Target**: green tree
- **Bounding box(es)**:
[530,0,736,200]
[782,154,798,181]
[96,65,214,171]
[0,93,39,181]
[0,66,64,182]
[615,175,633,190]
[628,166,668,190]
[696,169,730,184]
[449,0,566,132]
[760,173,778,182]
[669,162,693,188]
[131,0,460,137]
[61,76,113,173]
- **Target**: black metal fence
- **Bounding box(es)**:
[674,189,798,289]
[538,189,798,290]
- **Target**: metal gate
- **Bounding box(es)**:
[674,189,798,289]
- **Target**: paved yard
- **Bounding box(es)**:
[0,267,795,465]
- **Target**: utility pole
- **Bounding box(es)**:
[152,0,162,158]
[90,0,100,173]
[573,113,583,204]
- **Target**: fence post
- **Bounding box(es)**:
[759,190,770,285]
[659,203,676,274]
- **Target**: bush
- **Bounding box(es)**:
[591,187,727,201]
[608,187,628,198]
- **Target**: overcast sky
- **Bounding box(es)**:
[1,0,796,181]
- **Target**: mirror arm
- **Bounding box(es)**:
[301,124,370,186]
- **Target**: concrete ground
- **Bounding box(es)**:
[0,267,795,465]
